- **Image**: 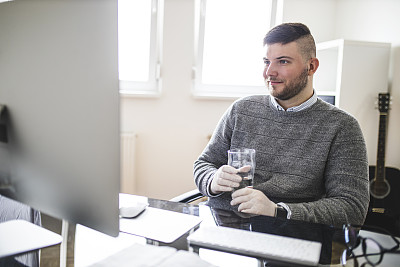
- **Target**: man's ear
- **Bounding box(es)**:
[308,58,319,75]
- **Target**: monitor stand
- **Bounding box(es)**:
[60,219,76,267]
[0,220,62,258]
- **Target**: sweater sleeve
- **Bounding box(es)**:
[286,116,370,227]
[193,104,235,197]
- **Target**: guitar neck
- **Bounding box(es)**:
[376,113,388,182]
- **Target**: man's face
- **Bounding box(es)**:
[263,42,310,101]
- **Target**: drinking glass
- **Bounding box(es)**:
[227,148,255,190]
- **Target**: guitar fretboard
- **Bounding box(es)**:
[375,93,390,183]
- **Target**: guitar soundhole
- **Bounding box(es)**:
[370,179,391,199]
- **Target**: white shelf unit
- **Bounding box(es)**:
[315,39,391,111]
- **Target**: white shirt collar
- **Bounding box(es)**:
[270,90,318,112]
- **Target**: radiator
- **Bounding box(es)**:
[120,132,136,194]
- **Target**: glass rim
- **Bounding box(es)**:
[228,148,255,153]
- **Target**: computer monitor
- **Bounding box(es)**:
[0,0,120,237]
[318,95,335,105]
[318,95,335,106]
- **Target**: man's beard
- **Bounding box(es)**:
[267,67,309,101]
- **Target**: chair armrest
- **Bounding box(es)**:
[169,189,205,204]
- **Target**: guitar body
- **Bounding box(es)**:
[364,166,400,236]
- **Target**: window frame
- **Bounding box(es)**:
[192,0,283,99]
[119,0,163,97]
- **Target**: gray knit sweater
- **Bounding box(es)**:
[193,95,369,227]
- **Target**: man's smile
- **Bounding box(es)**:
[266,78,283,86]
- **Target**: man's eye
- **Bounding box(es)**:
[264,60,270,65]
[279,60,289,64]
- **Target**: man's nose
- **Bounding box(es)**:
[264,64,277,79]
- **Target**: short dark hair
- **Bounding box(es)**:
[263,23,316,59]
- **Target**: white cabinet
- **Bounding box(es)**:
[314,39,391,165]
[315,39,391,110]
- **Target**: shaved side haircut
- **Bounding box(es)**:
[263,23,316,60]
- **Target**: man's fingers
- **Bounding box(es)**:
[221,165,239,174]
[231,187,252,198]
[215,185,234,192]
[217,175,240,188]
[238,165,251,172]
[230,192,251,206]
[211,165,244,194]
[219,171,242,183]
[238,203,253,213]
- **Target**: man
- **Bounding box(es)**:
[193,23,369,227]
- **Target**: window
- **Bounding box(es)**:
[193,0,283,98]
[118,0,163,96]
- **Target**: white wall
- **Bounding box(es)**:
[122,0,400,200]
[281,0,337,43]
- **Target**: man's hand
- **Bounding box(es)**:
[210,165,250,194]
[230,188,277,217]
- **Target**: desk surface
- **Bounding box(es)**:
[73,195,344,266]
[21,194,400,266]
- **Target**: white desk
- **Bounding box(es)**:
[72,197,400,267]
[73,194,207,267]
[37,195,400,267]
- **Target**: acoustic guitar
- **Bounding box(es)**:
[363,93,400,236]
